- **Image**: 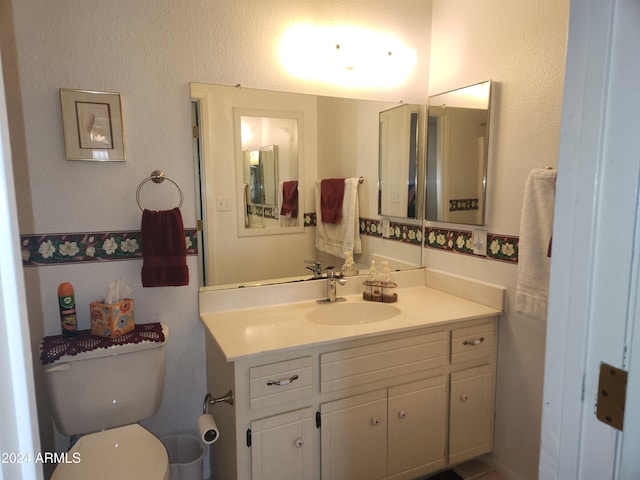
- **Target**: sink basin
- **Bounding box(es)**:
[306,302,401,325]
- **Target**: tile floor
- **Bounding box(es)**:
[453,458,506,480]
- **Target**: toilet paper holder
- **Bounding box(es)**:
[203,390,234,414]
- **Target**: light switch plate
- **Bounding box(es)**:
[381,218,390,238]
[472,229,487,256]
[216,196,232,211]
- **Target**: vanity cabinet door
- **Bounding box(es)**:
[387,377,447,480]
[250,407,315,480]
[320,389,388,480]
[449,365,495,465]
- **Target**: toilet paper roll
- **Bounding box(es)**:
[198,413,219,444]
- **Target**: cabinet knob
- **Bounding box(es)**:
[295,438,304,448]
[460,394,469,402]
[398,410,407,419]
[463,337,485,346]
[371,417,380,426]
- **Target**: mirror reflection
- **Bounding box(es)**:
[378,103,424,219]
[425,80,492,225]
[235,110,302,234]
[191,83,426,288]
[243,145,279,226]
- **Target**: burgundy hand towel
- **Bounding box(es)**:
[141,208,189,287]
[320,178,345,224]
[280,180,299,218]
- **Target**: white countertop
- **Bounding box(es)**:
[200,285,502,361]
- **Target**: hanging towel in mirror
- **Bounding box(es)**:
[320,178,345,224]
[141,207,189,287]
[315,178,361,258]
[280,180,299,218]
[516,168,556,320]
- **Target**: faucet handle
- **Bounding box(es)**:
[326,267,346,283]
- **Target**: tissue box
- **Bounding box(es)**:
[90,299,135,338]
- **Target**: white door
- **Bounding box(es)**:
[540,0,640,478]
[0,53,43,480]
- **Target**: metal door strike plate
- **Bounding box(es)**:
[596,362,627,431]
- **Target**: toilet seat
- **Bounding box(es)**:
[51,424,169,480]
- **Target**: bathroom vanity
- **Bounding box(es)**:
[200,270,504,480]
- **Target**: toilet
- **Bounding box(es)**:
[44,323,171,480]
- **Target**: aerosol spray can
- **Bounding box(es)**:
[58,282,78,338]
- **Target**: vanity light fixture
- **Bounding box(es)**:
[279,24,416,88]
[240,121,253,148]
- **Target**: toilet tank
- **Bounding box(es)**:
[43,323,169,436]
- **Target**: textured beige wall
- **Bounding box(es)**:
[427,1,570,479]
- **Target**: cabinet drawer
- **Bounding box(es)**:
[321,332,449,393]
[451,322,496,364]
[250,356,313,410]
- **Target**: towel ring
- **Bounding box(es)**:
[136,170,184,211]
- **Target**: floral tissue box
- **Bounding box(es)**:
[90,299,134,338]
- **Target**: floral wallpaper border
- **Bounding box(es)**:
[247,205,278,220]
[359,218,423,245]
[21,225,518,267]
[303,212,317,227]
[424,227,519,263]
[21,229,198,267]
[304,213,423,245]
[449,198,480,211]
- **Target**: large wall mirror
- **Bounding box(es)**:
[191,82,426,288]
[425,80,492,225]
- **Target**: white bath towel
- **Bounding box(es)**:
[516,168,556,321]
[315,177,362,258]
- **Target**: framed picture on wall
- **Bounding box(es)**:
[59,89,126,161]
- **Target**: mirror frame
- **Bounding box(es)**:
[425,80,492,226]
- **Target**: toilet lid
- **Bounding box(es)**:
[51,424,169,480]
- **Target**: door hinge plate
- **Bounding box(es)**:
[596,362,627,431]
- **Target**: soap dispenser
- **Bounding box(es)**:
[341,251,359,277]
[380,261,398,303]
[380,261,391,283]
[366,259,378,282]
[364,259,382,301]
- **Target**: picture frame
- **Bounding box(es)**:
[59,89,126,161]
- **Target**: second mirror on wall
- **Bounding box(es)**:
[425,80,492,226]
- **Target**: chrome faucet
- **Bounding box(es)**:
[305,260,323,278]
[317,267,347,304]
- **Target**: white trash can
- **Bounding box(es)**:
[161,433,206,480]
